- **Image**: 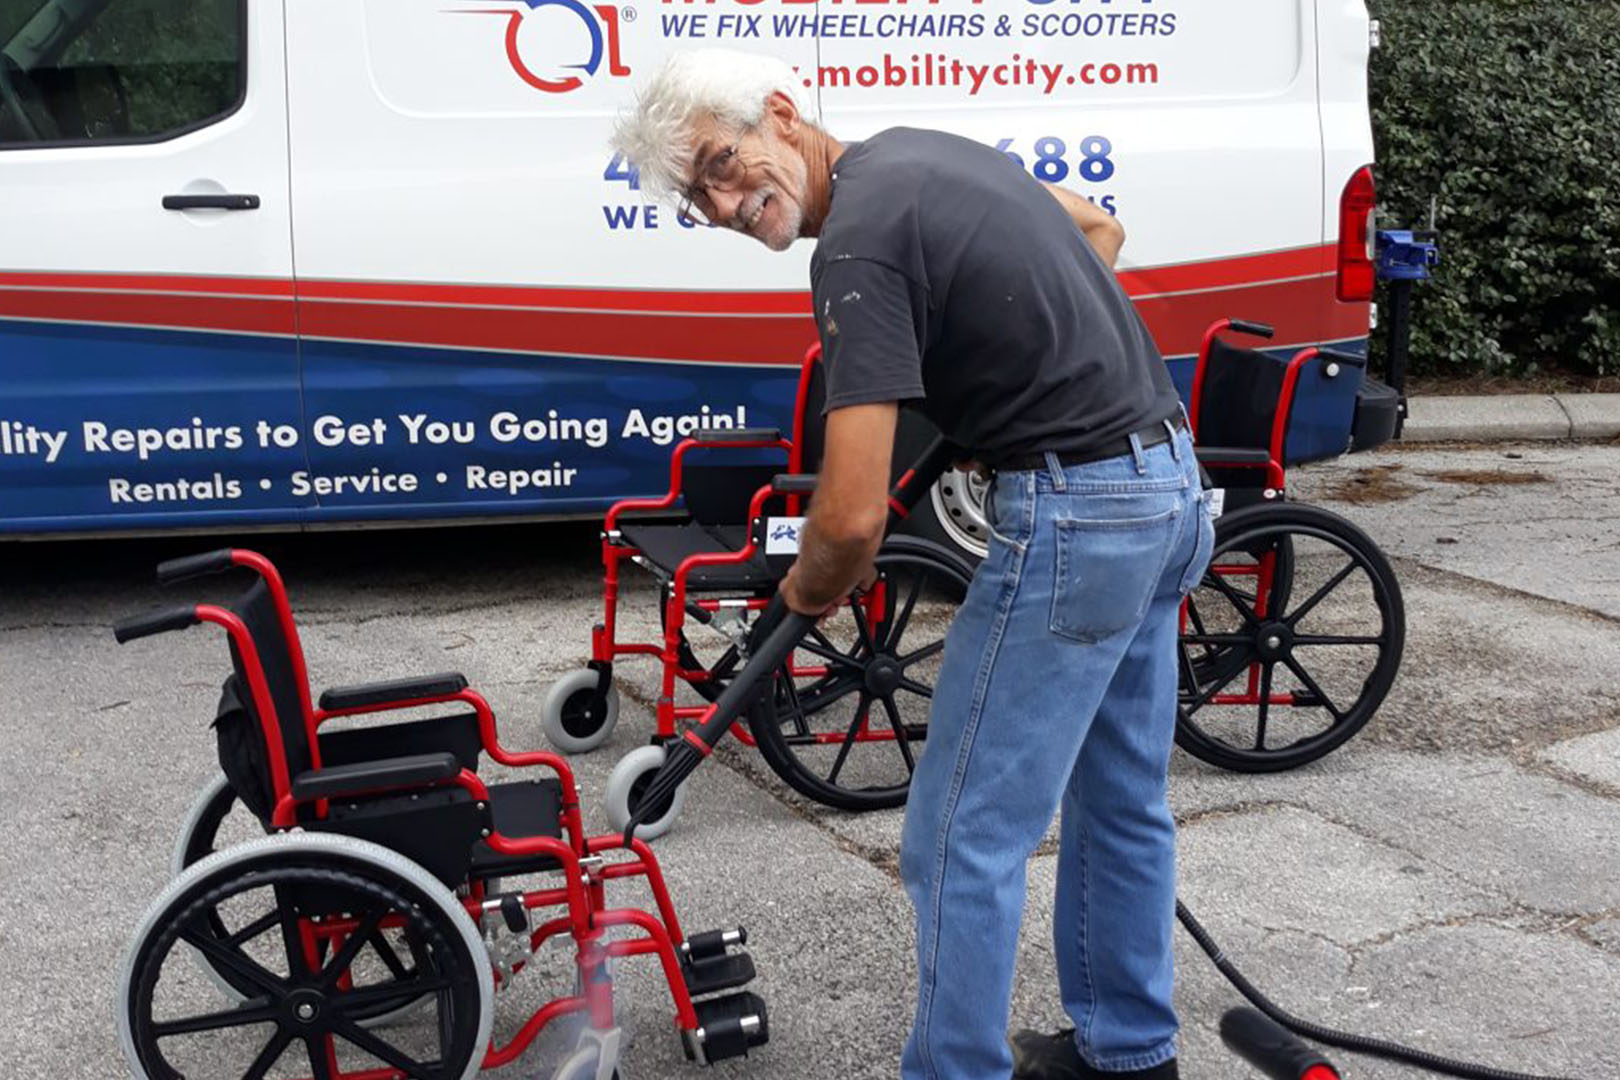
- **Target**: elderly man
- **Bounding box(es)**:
[613,49,1213,1080]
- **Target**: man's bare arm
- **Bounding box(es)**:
[1043,182,1126,269]
[780,402,896,614]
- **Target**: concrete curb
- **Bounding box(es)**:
[1401,393,1620,443]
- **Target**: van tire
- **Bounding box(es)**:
[893,411,988,564]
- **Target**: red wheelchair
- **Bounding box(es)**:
[114,550,768,1080]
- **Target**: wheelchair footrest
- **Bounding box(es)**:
[683,991,769,1064]
[681,948,756,997]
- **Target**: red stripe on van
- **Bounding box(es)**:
[297,299,814,365]
[0,271,294,298]
[1117,245,1333,298]
[0,287,297,336]
[297,279,812,315]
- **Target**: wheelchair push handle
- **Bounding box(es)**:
[113,605,200,644]
[156,549,238,585]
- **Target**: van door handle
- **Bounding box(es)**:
[162,193,260,211]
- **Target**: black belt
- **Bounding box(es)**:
[989,416,1186,473]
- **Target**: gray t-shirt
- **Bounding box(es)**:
[809,127,1180,465]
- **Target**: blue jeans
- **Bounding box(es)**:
[900,426,1214,1079]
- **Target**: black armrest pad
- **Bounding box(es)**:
[1194,446,1274,466]
[319,673,468,711]
[291,752,461,801]
[694,427,783,444]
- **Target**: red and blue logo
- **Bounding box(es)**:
[455,0,632,94]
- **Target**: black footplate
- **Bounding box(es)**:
[680,927,756,997]
[682,949,756,997]
[683,991,769,1064]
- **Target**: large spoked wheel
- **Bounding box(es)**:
[170,777,437,1029]
[1176,501,1404,772]
[120,832,493,1080]
[749,537,972,810]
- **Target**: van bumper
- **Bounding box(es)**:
[1350,377,1401,452]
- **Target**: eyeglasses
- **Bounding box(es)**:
[676,142,747,227]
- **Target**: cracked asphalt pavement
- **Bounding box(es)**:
[3,440,1617,1079]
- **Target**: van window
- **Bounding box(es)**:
[0,0,242,147]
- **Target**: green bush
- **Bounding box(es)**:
[1367,1,1620,376]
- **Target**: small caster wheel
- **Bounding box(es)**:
[543,669,620,754]
[604,744,687,841]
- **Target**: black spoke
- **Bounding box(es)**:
[775,668,813,738]
[1185,599,1217,662]
[152,1000,279,1037]
[179,926,285,997]
[242,1029,296,1080]
[1294,634,1385,646]
[825,696,871,785]
[305,1036,337,1080]
[226,910,281,949]
[1252,662,1273,750]
[884,573,924,650]
[796,636,867,673]
[899,639,946,668]
[784,675,863,727]
[366,928,414,981]
[1284,559,1359,629]
[849,597,879,656]
[1178,653,1250,714]
[274,885,313,979]
[1180,633,1253,647]
[1203,570,1263,627]
[332,976,450,1016]
[896,676,933,699]
[319,909,388,990]
[330,1014,432,1075]
[879,696,916,774]
[1283,656,1346,721]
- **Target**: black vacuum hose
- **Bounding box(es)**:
[1176,901,1582,1080]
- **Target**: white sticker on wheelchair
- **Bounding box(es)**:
[765,517,806,555]
[1207,488,1225,518]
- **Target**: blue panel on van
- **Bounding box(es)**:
[0,320,309,533]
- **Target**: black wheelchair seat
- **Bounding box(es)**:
[617,520,773,590]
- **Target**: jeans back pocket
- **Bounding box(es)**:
[1176,492,1218,596]
[1050,506,1179,644]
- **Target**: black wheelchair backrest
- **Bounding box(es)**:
[218,577,319,820]
[1195,337,1293,455]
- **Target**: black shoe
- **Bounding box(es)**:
[1009,1028,1178,1080]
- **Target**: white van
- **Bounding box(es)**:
[0,0,1388,554]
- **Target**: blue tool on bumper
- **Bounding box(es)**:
[1375,228,1440,438]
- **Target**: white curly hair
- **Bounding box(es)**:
[610,49,815,198]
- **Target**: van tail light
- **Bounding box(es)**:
[1336,165,1377,302]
